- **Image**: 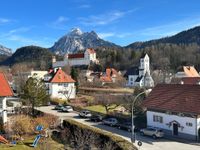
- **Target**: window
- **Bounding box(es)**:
[58,83,62,86]
[153,115,163,123]
[186,122,193,127]
[64,83,68,87]
[130,78,133,81]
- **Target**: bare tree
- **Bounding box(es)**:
[94,94,123,113]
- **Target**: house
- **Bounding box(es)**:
[175,66,200,78]
[0,72,13,123]
[13,70,48,92]
[44,68,76,100]
[143,84,200,141]
[52,48,99,68]
[100,68,122,84]
[180,77,200,85]
[126,54,154,87]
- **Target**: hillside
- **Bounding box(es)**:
[50,28,120,55]
[126,26,200,49]
[1,46,54,69]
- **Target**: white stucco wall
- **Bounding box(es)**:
[0,97,7,123]
[147,111,197,136]
[127,75,138,86]
[48,83,76,100]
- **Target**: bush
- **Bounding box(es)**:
[58,119,137,150]
[50,98,66,105]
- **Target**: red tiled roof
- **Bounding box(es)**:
[0,72,13,97]
[143,84,200,114]
[106,68,118,77]
[50,69,75,83]
[181,77,200,85]
[87,48,96,54]
[68,53,84,59]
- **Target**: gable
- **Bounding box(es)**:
[0,72,13,97]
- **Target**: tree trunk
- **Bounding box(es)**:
[32,101,35,116]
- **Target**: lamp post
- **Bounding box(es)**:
[131,89,152,143]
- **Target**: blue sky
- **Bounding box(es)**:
[0,0,200,51]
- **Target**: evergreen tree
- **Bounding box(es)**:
[22,77,49,116]
[70,67,79,92]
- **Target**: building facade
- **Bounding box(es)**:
[126,54,154,87]
[44,68,76,100]
[0,72,13,123]
[143,84,200,141]
[52,48,99,68]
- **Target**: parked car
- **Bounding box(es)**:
[54,104,64,110]
[102,118,118,126]
[140,127,164,139]
[61,105,73,112]
[117,122,132,132]
[79,110,92,118]
[90,114,103,122]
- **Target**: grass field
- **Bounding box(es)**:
[0,136,65,150]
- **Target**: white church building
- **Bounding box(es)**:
[52,48,99,68]
[126,54,154,87]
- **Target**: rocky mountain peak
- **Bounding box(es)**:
[50,28,119,55]
[0,44,12,56]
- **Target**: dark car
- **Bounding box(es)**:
[117,122,132,132]
[54,104,64,110]
[90,115,103,122]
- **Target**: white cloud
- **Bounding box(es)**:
[48,16,69,30]
[78,4,91,8]
[139,17,200,38]
[79,9,137,26]
[98,32,115,38]
[0,18,11,25]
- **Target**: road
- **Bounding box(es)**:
[36,106,200,150]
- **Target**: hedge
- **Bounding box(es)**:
[61,119,137,150]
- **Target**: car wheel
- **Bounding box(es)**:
[140,132,144,136]
[152,135,157,139]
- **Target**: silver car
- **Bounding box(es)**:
[61,106,73,112]
[140,127,164,139]
[102,118,118,126]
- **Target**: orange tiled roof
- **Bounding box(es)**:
[0,72,13,97]
[50,69,75,83]
[87,48,96,54]
[100,76,112,82]
[183,66,200,77]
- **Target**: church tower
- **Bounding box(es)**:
[139,54,150,77]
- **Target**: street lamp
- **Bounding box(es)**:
[131,89,152,143]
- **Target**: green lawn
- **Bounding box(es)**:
[0,137,65,150]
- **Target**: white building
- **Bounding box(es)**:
[126,54,154,87]
[143,84,200,141]
[0,72,13,123]
[44,68,76,100]
[52,48,99,68]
